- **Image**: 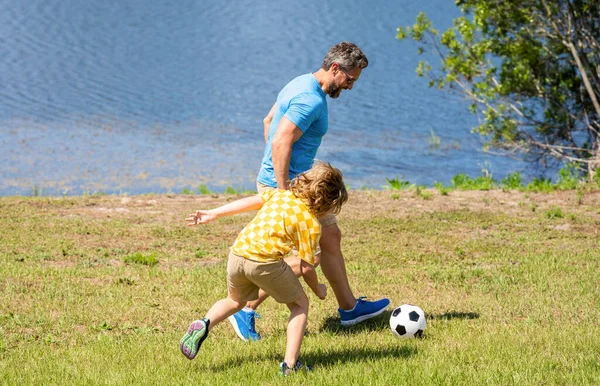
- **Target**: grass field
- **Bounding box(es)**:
[1,189,599,385]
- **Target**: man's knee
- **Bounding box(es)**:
[320,224,342,251]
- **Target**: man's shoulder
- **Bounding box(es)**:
[282,74,324,99]
[288,73,317,86]
[291,91,326,110]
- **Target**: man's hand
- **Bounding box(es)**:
[185,210,216,226]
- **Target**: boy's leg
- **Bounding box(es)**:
[241,259,308,370]
[229,255,302,341]
[283,292,308,367]
[180,296,245,360]
[182,252,257,359]
[204,297,245,327]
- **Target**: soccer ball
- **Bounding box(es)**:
[389,304,426,339]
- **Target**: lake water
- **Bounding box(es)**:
[0,0,545,196]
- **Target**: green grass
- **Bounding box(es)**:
[386,176,411,190]
[1,191,599,385]
[124,252,159,266]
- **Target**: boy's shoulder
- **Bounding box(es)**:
[260,189,309,210]
[261,189,298,203]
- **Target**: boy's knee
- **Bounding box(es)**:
[229,297,247,310]
[290,293,309,311]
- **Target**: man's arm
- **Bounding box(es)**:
[263,103,276,143]
[271,116,304,189]
[186,195,264,226]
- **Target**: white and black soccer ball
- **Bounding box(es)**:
[389,304,426,339]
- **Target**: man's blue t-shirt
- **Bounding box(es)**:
[257,73,328,187]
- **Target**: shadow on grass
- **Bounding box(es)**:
[304,344,416,369]
[427,311,480,320]
[201,311,424,372]
[317,309,479,336]
[207,344,417,372]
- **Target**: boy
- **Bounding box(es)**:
[180,162,348,375]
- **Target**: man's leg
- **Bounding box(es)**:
[319,223,356,310]
[320,222,391,326]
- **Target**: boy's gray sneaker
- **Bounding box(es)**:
[180,318,210,360]
[279,360,313,376]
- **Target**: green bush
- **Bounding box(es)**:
[451,173,495,190]
[197,184,211,195]
[526,177,555,193]
[433,181,452,195]
[556,164,580,190]
[500,172,522,189]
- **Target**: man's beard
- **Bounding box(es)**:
[328,83,342,98]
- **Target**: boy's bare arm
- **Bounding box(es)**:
[300,260,326,300]
[186,195,264,226]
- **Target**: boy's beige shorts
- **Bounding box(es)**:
[227,251,304,304]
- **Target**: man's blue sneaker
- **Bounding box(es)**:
[228,309,261,341]
[339,297,390,326]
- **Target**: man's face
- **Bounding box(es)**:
[328,64,362,99]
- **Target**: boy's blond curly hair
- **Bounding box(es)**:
[289,162,348,216]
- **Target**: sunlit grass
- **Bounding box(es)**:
[1,190,599,384]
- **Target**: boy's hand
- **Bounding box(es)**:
[186,210,215,226]
[316,283,327,300]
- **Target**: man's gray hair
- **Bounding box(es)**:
[321,42,368,71]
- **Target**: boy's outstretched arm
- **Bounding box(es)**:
[300,260,327,300]
[186,195,264,226]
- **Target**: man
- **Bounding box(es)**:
[229,42,390,341]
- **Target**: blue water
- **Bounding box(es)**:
[0,0,545,195]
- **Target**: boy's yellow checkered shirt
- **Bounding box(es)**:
[231,189,321,265]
